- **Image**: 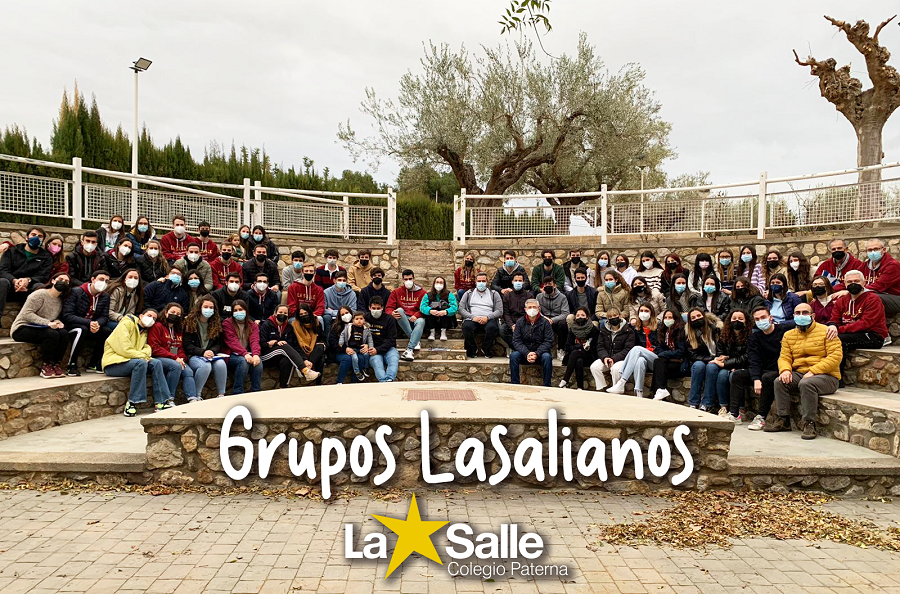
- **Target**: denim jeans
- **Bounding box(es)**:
[688,361,726,408]
[105,357,170,405]
[688,360,708,407]
[715,367,733,408]
[104,320,119,333]
[369,348,399,382]
[619,346,658,391]
[158,357,197,399]
[395,310,426,349]
[227,354,263,394]
[335,351,371,383]
[509,351,553,386]
[188,356,228,396]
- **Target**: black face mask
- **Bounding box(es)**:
[199,229,210,237]
[616,261,627,269]
[734,288,747,298]
[812,286,827,297]
[575,279,586,287]
[221,252,232,260]
[298,314,311,323]
[359,259,369,267]
[608,318,621,327]
[633,285,645,294]
[731,321,745,332]
[543,285,554,295]
[372,277,383,285]
[573,317,589,326]
[255,254,266,263]
[166,314,180,324]
[766,260,779,269]
[570,257,581,264]
[690,319,705,330]
[464,260,474,267]
[276,314,288,322]
[543,258,553,266]
[53,280,69,292]
[832,250,845,261]
[666,262,678,271]
[847,283,863,295]
[303,273,315,281]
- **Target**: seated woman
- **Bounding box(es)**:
[11,272,72,379]
[688,275,732,322]
[808,275,835,323]
[106,268,144,331]
[421,275,458,341]
[660,253,689,295]
[606,303,659,397]
[786,250,812,294]
[137,239,169,284]
[714,309,751,421]
[336,310,375,384]
[183,297,228,399]
[46,234,68,276]
[589,308,636,391]
[148,301,199,404]
[106,237,137,279]
[625,276,665,327]
[327,305,353,363]
[687,252,715,297]
[222,300,263,394]
[764,272,800,328]
[665,273,692,322]
[715,248,737,295]
[559,307,597,390]
[729,276,766,313]
[595,270,630,322]
[103,307,172,416]
[650,309,687,401]
[736,245,765,293]
[185,270,209,311]
[685,307,722,412]
[260,303,320,388]
[290,303,327,385]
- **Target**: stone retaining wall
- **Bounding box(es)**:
[726,468,900,498]
[817,396,900,457]
[844,349,900,394]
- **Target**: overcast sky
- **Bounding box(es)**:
[1,1,898,188]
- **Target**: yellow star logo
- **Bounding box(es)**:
[371,494,448,578]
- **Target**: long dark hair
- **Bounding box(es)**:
[721,308,751,345]
[331,305,353,335]
[657,307,684,346]
[114,236,136,264]
[692,252,715,290]
[637,250,662,271]
[106,267,145,313]
[732,276,761,298]
[184,296,222,340]
[736,244,758,278]
[662,253,684,281]
[666,272,689,304]
[45,271,72,301]
[767,272,790,299]
[161,301,185,332]
[295,302,317,328]
[130,216,154,245]
[429,275,450,301]
[786,250,811,292]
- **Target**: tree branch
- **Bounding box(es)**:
[873,14,897,41]
[793,48,864,125]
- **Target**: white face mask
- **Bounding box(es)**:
[255,282,267,292]
[433,283,444,292]
[111,221,122,231]
[341,313,353,323]
[83,242,97,254]
[174,225,186,235]
[638,311,651,322]
[526,307,539,318]
[642,260,653,270]
[327,258,337,267]
[119,246,131,256]
[404,280,414,290]
[370,309,383,318]
[187,252,200,263]
[125,278,139,290]
[146,248,159,258]
[93,280,108,293]
[789,261,800,271]
[141,315,155,328]
[227,282,241,292]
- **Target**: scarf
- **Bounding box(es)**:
[291,319,318,354]
[570,318,594,340]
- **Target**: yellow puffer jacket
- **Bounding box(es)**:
[777,320,842,379]
[102,314,152,369]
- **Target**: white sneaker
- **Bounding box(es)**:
[302,368,320,381]
[718,406,729,417]
[653,388,670,401]
[747,415,766,431]
[725,412,742,425]
[440,329,448,341]
[634,390,644,399]
[401,348,415,362]
[606,380,626,395]
[427,330,436,341]
[558,379,567,388]
[556,350,564,361]
[413,343,421,351]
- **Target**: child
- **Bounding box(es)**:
[338,311,374,383]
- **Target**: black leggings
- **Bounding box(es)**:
[301,343,326,385]
[563,349,593,388]
[425,313,454,330]
[12,326,70,364]
[261,344,307,388]
[650,358,682,393]
[729,369,751,415]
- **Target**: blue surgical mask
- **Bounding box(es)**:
[770,284,783,295]
[253,233,264,242]
[755,318,771,331]
[604,280,616,290]
[137,224,149,233]
[335,281,347,291]
[233,311,247,321]
[169,274,181,286]
[512,281,524,291]
[476,281,487,291]
[293,261,303,270]
[719,259,731,267]
[201,307,215,319]
[505,259,516,268]
[794,314,812,327]
[240,232,250,240]
[675,284,687,294]
[868,250,883,263]
[681,313,688,322]
[741,253,753,263]
[598,259,609,267]
[27,236,42,249]
[704,285,716,294]
[188,279,201,289]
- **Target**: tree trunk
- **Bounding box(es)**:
[856,117,885,219]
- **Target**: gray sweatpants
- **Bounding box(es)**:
[774,371,839,423]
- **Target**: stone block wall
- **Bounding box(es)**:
[843,349,900,393]
[726,469,900,498]
[817,396,900,457]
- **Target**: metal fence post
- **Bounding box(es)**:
[342,196,350,240]
[700,200,706,238]
[459,188,467,246]
[253,181,262,227]
[452,194,460,242]
[640,193,645,235]
[72,157,83,230]
[387,187,397,245]
[600,184,608,245]
[757,171,767,240]
[242,178,251,227]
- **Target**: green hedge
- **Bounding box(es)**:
[397,195,452,240]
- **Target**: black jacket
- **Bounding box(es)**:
[258,317,298,355]
[686,326,721,363]
[563,322,598,363]
[502,288,535,326]
[61,284,110,328]
[105,253,138,279]
[241,257,280,291]
[359,283,391,313]
[595,322,636,362]
[688,292,732,322]
[211,286,250,319]
[247,289,280,321]
[247,237,279,260]
[511,314,555,357]
[66,245,107,286]
[715,336,749,369]
[730,294,766,314]
[137,254,168,285]
[654,326,686,360]
[0,244,52,287]
[566,285,598,318]
[747,323,789,380]
[144,279,189,312]
[491,264,529,293]
[183,327,225,358]
[365,312,397,355]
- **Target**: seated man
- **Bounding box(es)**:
[324,270,358,331]
[315,249,345,289]
[458,272,502,358]
[862,238,900,316]
[491,250,529,295]
[66,230,106,286]
[212,272,250,319]
[144,268,190,313]
[159,215,197,263]
[280,250,306,289]
[536,276,570,360]
[766,302,842,439]
[530,249,565,293]
[62,269,112,376]
[563,249,594,291]
[172,243,214,291]
[745,306,790,431]
[510,298,554,386]
[0,226,52,320]
[565,267,597,323]
[287,262,325,328]
[210,241,243,289]
[195,220,219,262]
[589,308,635,390]
[365,297,399,382]
[359,267,391,313]
[814,238,865,291]
[386,269,426,362]
[247,272,280,322]
[241,244,280,295]
[500,271,534,351]
[826,269,888,385]
[348,249,374,292]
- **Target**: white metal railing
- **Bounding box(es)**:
[0,154,396,244]
[457,162,900,245]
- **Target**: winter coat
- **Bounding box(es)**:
[828,290,888,338]
[685,314,721,364]
[0,244,52,287]
[247,236,279,260]
[502,288,535,326]
[655,326,686,361]
[491,264,529,293]
[172,257,214,291]
[144,279,190,312]
[107,286,141,322]
[595,285,630,320]
[101,314,151,368]
[536,289,570,323]
[562,259,595,292]
[765,291,802,324]
[625,288,666,324]
[137,253,168,285]
[730,293,766,315]
[689,291,733,322]
[211,286,251,319]
[778,320,842,380]
[259,316,299,355]
[65,244,107,286]
[125,229,156,256]
[562,319,598,365]
[241,257,280,291]
[595,320,636,362]
[247,288,280,322]
[62,283,110,328]
[714,336,749,370]
[565,285,598,317]
[104,253,138,279]
[511,314,555,357]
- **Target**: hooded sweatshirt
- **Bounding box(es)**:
[536,288,570,323]
[386,284,426,316]
[159,231,197,263]
[828,290,888,337]
[324,284,359,317]
[865,252,900,296]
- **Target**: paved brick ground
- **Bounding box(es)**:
[0,488,898,593]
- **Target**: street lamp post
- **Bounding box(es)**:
[130,58,152,223]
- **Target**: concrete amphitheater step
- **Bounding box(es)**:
[845,345,900,393]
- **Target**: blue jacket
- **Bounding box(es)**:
[144,279,189,312]
[324,285,358,316]
[512,314,555,357]
[765,291,802,327]
[247,288,280,321]
[62,283,110,328]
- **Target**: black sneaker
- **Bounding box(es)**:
[66,365,81,377]
[355,371,366,382]
[85,365,103,374]
[362,369,370,379]
[123,403,137,417]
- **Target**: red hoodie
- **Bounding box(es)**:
[210,257,243,289]
[828,290,888,337]
[864,252,900,296]
[386,284,426,317]
[287,281,325,316]
[148,321,186,359]
[196,237,220,262]
[814,253,866,292]
[159,231,198,263]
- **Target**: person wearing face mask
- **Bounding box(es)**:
[327,305,355,362]
[605,303,660,397]
[61,269,112,376]
[286,263,325,326]
[714,249,737,295]
[210,242,243,290]
[159,215,198,264]
[596,270,631,322]
[105,238,138,279]
[183,297,229,399]
[559,307,598,390]
[563,250,595,292]
[365,297,399,382]
[136,239,170,285]
[593,251,614,288]
[825,269,888,385]
[588,307,635,391]
[45,234,68,277]
[510,298,555,386]
[11,271,72,379]
[126,216,156,256]
[144,267,190,313]
[665,273,693,321]
[358,266,391,313]
[536,276,571,362]
[247,272,280,322]
[103,308,172,417]
[660,253,688,295]
[491,250,529,295]
[861,238,900,316]
[625,277,665,327]
[455,252,480,300]
[106,268,145,331]
[336,310,375,384]
[65,230,106,286]
[762,249,786,287]
[348,249,374,292]
[387,269,427,361]
[280,250,307,289]
[729,277,766,314]
[768,303,842,439]
[785,251,812,294]
[613,253,637,286]
[500,272,535,352]
[458,272,503,358]
[813,238,865,292]
[714,309,752,422]
[194,221,219,262]
[324,270,358,332]
[260,304,321,388]
[241,245,280,296]
[736,245,766,294]
[565,268,598,326]
[764,273,800,328]
[315,249,346,289]
[684,307,722,411]
[97,215,125,255]
[211,272,251,319]
[148,302,200,405]
[184,271,208,310]
[286,303,326,384]
[745,306,790,431]
[688,276,732,322]
[530,249,565,293]
[222,300,264,393]
[247,225,280,260]
[686,253,715,296]
[634,251,664,293]
[648,309,687,401]
[420,276,458,341]
[0,226,52,319]
[807,275,835,323]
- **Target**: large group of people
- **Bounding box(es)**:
[2,220,898,438]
